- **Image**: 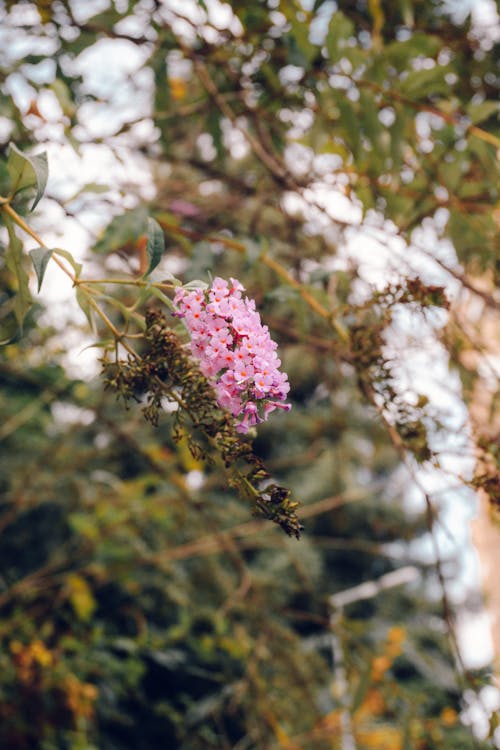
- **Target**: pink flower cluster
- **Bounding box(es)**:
[173,277,291,433]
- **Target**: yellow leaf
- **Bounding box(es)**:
[356,688,385,719]
[387,625,406,657]
[357,725,401,750]
[368,0,384,50]
[30,640,53,667]
[387,625,406,644]
[440,707,458,726]
[371,655,392,681]
[66,573,96,622]
[64,674,98,719]
[169,78,188,101]
[176,427,204,472]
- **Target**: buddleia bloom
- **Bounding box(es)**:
[172,277,291,433]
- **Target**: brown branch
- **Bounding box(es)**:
[191,54,291,184]
[359,380,474,695]
[355,77,500,150]
[156,217,346,329]
[433,257,500,311]
[146,489,368,564]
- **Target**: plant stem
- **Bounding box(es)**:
[1,202,76,283]
[0,199,140,356]
[83,278,175,290]
[84,295,137,358]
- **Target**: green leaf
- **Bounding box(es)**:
[207,109,224,160]
[287,17,317,68]
[96,292,136,324]
[0,315,20,345]
[7,143,48,211]
[153,51,170,116]
[458,177,492,200]
[449,210,497,267]
[359,90,384,159]
[401,65,452,99]
[183,279,209,291]
[383,34,440,69]
[29,246,53,292]
[76,288,96,331]
[84,8,121,30]
[389,105,407,170]
[351,658,373,712]
[149,285,175,311]
[357,184,375,212]
[94,207,148,254]
[401,711,413,750]
[65,182,109,203]
[52,248,82,278]
[438,156,464,191]
[79,340,116,353]
[468,133,498,170]
[399,0,414,28]
[66,30,96,56]
[50,79,76,118]
[145,217,165,276]
[384,192,416,224]
[0,159,10,196]
[325,11,354,62]
[336,96,361,158]
[4,217,32,328]
[466,100,500,125]
[152,210,196,252]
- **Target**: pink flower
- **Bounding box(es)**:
[234,362,254,384]
[172,276,291,432]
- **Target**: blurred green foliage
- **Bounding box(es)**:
[0,0,499,748]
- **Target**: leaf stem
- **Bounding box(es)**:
[0,198,141,357]
[82,278,176,291]
[84,294,137,358]
[1,201,76,284]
